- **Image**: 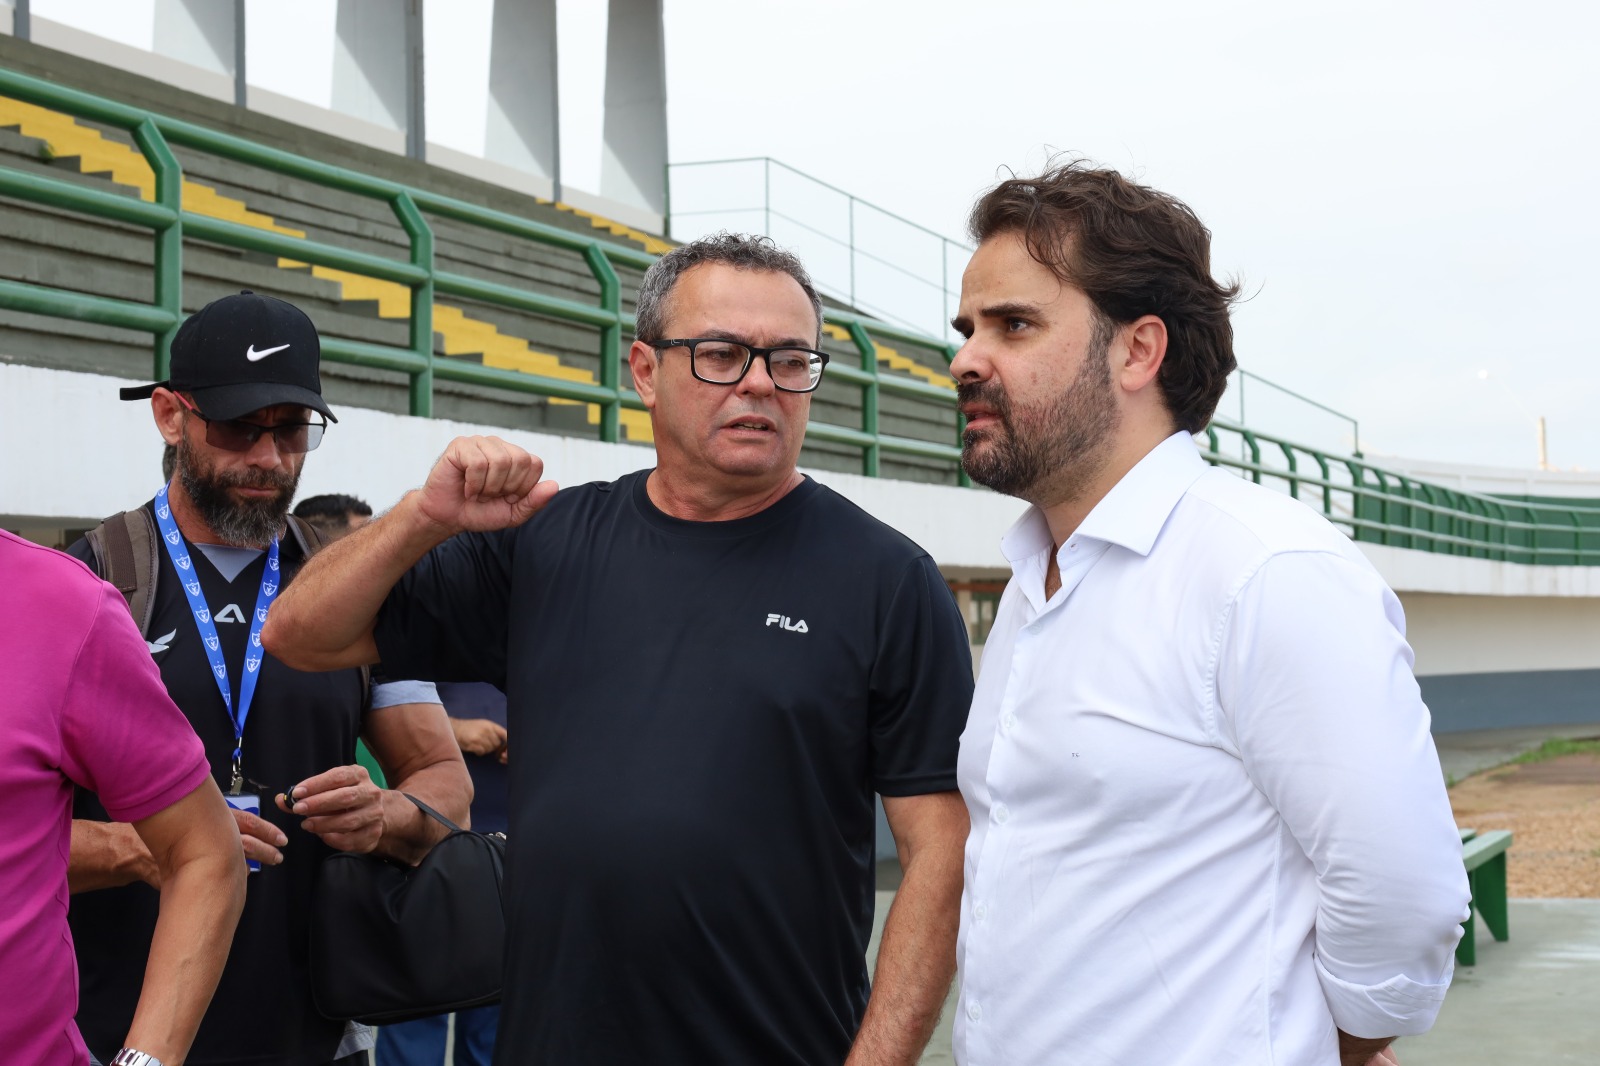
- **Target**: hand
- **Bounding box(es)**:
[451,717,508,757]
[1365,1049,1400,1066]
[416,435,559,535]
[279,764,386,854]
[233,806,288,868]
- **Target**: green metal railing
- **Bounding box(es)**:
[0,66,963,478]
[8,66,1600,563]
[1203,420,1600,565]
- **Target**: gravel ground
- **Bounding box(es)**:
[1449,753,1600,898]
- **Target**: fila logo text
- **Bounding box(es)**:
[765,613,809,634]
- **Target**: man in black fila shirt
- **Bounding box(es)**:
[266,235,975,1064]
[66,291,471,1066]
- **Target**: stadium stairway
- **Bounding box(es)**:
[0,33,960,482]
[0,94,657,441]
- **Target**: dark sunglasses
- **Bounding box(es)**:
[176,393,327,454]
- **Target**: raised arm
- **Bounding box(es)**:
[263,435,557,671]
[120,778,246,1065]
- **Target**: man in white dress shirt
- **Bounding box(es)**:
[947,161,1470,1066]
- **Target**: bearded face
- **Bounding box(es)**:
[958,314,1121,504]
[176,428,301,548]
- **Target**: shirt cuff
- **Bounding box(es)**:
[1315,953,1454,1037]
[370,679,443,709]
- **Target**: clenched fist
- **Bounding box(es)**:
[416,435,559,535]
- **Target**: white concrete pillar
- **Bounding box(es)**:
[485,0,560,194]
[152,0,232,75]
[331,0,409,133]
[600,0,667,225]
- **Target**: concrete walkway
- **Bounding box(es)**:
[871,897,1600,1065]
[1434,721,1600,782]
[1398,900,1600,1064]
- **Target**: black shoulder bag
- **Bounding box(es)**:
[307,794,507,1024]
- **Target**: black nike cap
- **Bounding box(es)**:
[120,290,338,422]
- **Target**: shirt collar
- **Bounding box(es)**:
[1000,431,1209,567]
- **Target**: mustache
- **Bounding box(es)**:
[957,380,1010,418]
[214,466,297,493]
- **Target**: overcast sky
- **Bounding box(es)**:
[660,0,1600,471]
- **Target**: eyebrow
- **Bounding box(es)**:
[979,301,1046,321]
[696,328,816,348]
[951,300,1047,337]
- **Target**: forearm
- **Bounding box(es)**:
[846,844,962,1065]
[264,491,453,671]
[69,819,158,892]
[371,760,475,864]
[122,781,246,1064]
[125,849,245,1063]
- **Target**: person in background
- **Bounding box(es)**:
[5,526,245,1066]
[294,493,374,541]
[67,291,470,1066]
[376,681,508,1066]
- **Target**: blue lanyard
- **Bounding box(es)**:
[154,485,280,793]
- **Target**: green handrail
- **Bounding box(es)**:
[1203,419,1600,564]
[0,65,954,475]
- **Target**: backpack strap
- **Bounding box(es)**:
[285,514,373,710]
[84,508,160,639]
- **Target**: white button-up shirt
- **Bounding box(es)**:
[956,432,1470,1065]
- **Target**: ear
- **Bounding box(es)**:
[628,340,662,411]
[1117,315,1168,395]
[151,388,186,447]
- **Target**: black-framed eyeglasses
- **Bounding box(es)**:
[176,393,327,453]
[650,338,830,393]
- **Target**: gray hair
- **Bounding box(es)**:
[634,232,824,345]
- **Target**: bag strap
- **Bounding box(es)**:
[85,508,160,639]
[403,793,464,834]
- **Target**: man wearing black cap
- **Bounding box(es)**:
[65,291,471,1066]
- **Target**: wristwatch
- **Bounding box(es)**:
[109,1051,165,1066]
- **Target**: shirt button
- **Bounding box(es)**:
[993,804,1010,825]
[967,1000,983,1022]
[974,901,988,921]
[1003,713,1018,731]
[1026,622,1042,635]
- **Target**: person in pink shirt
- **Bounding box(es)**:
[2,529,244,1066]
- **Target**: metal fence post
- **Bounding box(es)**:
[848,321,880,477]
[132,118,182,381]
[393,192,434,417]
[586,245,623,443]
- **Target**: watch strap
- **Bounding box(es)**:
[109,1050,165,1066]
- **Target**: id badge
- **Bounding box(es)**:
[224,792,262,873]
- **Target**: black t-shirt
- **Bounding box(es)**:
[67,505,367,1066]
[373,471,973,1065]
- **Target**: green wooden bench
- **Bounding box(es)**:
[1456,829,1512,966]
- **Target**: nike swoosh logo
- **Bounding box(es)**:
[246,343,290,362]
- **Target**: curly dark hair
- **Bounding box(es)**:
[968,161,1239,432]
